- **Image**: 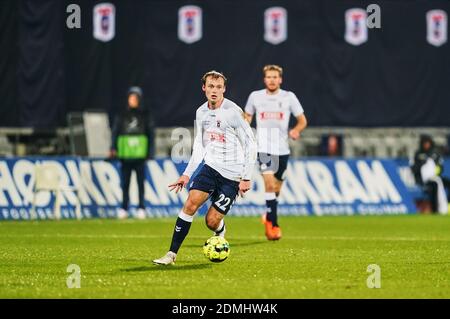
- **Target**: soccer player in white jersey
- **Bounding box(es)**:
[244,65,307,240]
[153,71,257,265]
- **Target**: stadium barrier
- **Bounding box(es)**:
[0,157,424,220]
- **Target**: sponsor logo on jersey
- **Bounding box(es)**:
[345,8,368,46]
[178,5,202,44]
[264,7,287,45]
[206,131,226,143]
[427,10,447,47]
[93,3,115,42]
[260,112,284,120]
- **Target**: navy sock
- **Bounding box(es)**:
[266,199,278,227]
[169,217,192,254]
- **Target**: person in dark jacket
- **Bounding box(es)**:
[110,86,155,219]
[411,135,450,214]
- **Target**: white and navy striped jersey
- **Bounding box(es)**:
[183,98,257,182]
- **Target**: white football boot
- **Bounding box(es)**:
[152,251,177,265]
[136,208,146,220]
[117,208,128,220]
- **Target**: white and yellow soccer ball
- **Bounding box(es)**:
[203,236,230,263]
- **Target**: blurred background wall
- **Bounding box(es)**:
[1,0,450,217]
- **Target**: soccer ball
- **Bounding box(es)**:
[203,236,230,263]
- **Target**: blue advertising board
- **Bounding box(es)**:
[0,157,416,220]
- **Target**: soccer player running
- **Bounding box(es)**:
[153,71,257,265]
[244,65,307,240]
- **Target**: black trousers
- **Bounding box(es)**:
[425,176,450,213]
[120,159,146,210]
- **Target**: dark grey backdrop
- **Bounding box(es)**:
[1,0,450,128]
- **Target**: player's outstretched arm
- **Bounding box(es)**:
[182,109,205,178]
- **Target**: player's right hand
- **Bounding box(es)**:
[168,175,190,193]
[289,129,300,140]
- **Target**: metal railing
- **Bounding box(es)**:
[155,127,450,159]
[1,126,449,159]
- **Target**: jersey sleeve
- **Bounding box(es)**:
[244,92,256,115]
[289,92,304,117]
[183,109,205,177]
[231,107,257,180]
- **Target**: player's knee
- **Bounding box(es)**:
[265,182,276,192]
[183,198,200,214]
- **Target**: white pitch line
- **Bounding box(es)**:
[0,233,449,242]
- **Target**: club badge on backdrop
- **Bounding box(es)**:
[345,8,368,46]
[426,10,447,47]
[264,7,287,45]
[178,5,202,44]
[93,3,115,42]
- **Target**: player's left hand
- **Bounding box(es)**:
[239,180,251,197]
[289,129,300,140]
[169,175,189,193]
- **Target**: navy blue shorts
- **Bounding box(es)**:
[189,164,240,215]
[257,153,289,181]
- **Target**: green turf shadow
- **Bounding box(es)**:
[121,263,212,272]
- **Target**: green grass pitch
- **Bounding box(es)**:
[0,215,449,298]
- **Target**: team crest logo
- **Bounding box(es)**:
[427,10,447,47]
[264,7,287,45]
[178,5,202,44]
[93,3,115,42]
[217,120,221,128]
[345,8,368,46]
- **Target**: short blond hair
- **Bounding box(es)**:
[263,64,283,77]
[201,70,227,86]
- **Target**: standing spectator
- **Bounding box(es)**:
[411,135,450,214]
[110,86,155,219]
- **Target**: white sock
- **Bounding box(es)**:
[215,219,224,232]
[265,192,276,201]
[215,220,226,237]
[179,210,194,222]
